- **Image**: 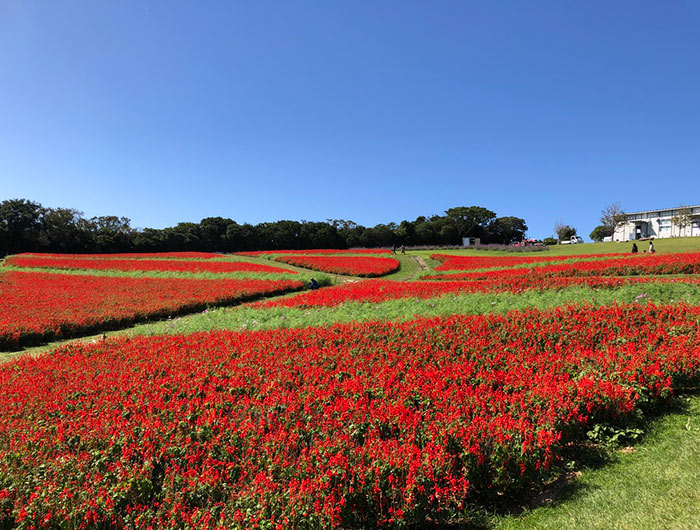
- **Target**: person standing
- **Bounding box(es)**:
[631,242,638,253]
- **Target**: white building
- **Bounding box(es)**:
[614,205,700,241]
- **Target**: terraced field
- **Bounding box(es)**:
[2,241,700,528]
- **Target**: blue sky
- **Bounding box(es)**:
[1,1,699,239]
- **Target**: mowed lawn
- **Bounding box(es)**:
[492,395,700,530]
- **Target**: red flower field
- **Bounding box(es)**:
[273,255,400,277]
[431,252,626,271]
[257,276,700,308]
[5,256,295,275]
[1,304,699,527]
[237,249,392,256]
[428,252,700,281]
[0,271,303,349]
[18,252,225,260]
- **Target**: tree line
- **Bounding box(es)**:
[0,199,528,255]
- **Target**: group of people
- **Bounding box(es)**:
[631,241,655,254]
[391,244,406,255]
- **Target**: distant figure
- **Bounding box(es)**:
[400,244,406,255]
[309,278,320,290]
[392,244,397,255]
[636,227,642,239]
[649,241,655,253]
[631,242,638,253]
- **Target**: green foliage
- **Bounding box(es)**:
[0,198,43,254]
[556,224,577,241]
[445,206,497,243]
[122,282,700,338]
[1,198,533,253]
[543,237,558,246]
[488,216,528,244]
[586,423,644,447]
[589,225,611,242]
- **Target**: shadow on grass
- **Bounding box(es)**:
[497,394,692,516]
[411,394,695,529]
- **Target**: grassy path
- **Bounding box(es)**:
[381,253,422,280]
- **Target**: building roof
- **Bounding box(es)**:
[624,204,700,216]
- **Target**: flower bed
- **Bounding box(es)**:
[428,252,700,281]
[0,271,303,349]
[237,248,392,256]
[4,256,295,275]
[1,305,700,527]
[257,276,700,308]
[17,252,224,260]
[273,255,400,277]
[431,253,625,271]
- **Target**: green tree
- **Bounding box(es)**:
[589,225,610,242]
[200,217,235,251]
[86,216,134,252]
[487,216,528,244]
[327,219,359,248]
[0,198,44,253]
[554,221,577,242]
[300,222,343,248]
[413,218,436,245]
[38,207,88,252]
[395,220,416,245]
[167,222,201,250]
[445,206,496,244]
[225,222,256,251]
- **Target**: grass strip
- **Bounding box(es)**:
[1,265,327,282]
[127,282,700,336]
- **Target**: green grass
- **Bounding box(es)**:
[111,281,700,337]
[13,281,698,351]
[490,394,700,530]
[380,254,423,280]
[0,264,326,282]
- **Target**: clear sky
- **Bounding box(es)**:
[1,1,699,239]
